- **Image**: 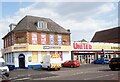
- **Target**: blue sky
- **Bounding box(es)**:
[1,2,32,17]
[0,1,119,48]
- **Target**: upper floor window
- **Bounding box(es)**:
[50,34,54,45]
[32,33,37,44]
[58,35,62,45]
[41,34,46,45]
[37,21,47,29]
[11,34,14,45]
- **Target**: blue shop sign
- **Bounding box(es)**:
[43,46,61,49]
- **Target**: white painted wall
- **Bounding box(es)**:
[14,52,19,67]
[25,52,32,67]
[62,51,71,63]
[13,51,72,68]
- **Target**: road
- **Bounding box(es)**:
[8,64,120,82]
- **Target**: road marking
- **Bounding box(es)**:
[15,77,30,81]
[9,77,18,80]
[84,74,115,80]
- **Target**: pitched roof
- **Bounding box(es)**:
[12,15,70,34]
[91,27,120,43]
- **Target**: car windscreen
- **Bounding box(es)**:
[0,62,6,67]
[110,58,119,62]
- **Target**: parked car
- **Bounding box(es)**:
[6,65,15,71]
[62,60,80,68]
[109,57,120,70]
[0,58,9,77]
[93,58,109,64]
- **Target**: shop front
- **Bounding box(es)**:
[2,44,72,69]
[71,42,120,65]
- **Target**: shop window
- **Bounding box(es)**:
[28,56,32,62]
[41,51,47,62]
[50,51,55,55]
[32,52,38,63]
[12,53,14,63]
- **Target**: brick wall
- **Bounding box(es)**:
[3,31,71,48]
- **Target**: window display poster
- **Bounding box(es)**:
[58,51,63,61]
[50,34,54,45]
[41,34,46,44]
[58,35,62,45]
[50,51,55,55]
[32,33,37,44]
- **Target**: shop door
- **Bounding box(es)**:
[19,54,25,68]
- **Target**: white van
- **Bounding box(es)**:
[0,58,9,77]
[42,55,62,71]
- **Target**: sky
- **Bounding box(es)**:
[0,0,119,48]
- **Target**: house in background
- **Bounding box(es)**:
[71,27,120,64]
[91,27,120,43]
[0,48,2,58]
[2,15,72,69]
[91,27,120,58]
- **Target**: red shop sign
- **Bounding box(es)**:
[73,42,92,49]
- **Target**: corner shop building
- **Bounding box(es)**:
[2,16,72,69]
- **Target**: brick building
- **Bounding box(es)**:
[2,16,72,69]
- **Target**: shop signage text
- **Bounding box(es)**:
[73,42,92,49]
[111,47,120,50]
[43,46,61,49]
[14,46,26,50]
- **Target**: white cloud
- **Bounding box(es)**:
[0,2,118,48]
[97,3,116,14]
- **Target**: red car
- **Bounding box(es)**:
[62,60,80,68]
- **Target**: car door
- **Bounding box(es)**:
[65,61,71,67]
[64,61,69,66]
[118,58,120,68]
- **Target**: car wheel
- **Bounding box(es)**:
[4,73,9,77]
[47,66,50,71]
[57,68,60,70]
[102,62,104,64]
[70,65,74,68]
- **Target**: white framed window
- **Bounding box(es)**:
[37,21,47,29]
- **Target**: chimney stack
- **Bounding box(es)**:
[67,29,70,32]
[9,23,16,31]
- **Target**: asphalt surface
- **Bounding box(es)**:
[8,64,120,82]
